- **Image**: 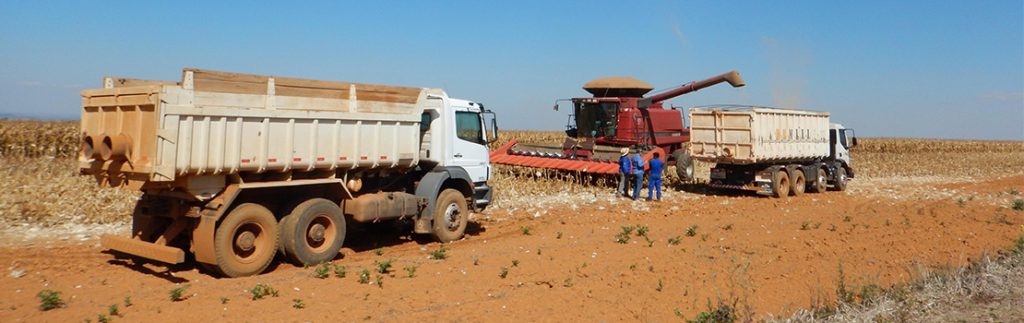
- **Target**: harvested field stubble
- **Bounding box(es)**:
[0,157,138,229]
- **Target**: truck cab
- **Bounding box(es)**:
[421,94,497,211]
[830,123,857,178]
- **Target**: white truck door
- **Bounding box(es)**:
[450,107,489,183]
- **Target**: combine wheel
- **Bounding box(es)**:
[832,167,849,192]
[432,189,468,243]
[788,167,806,196]
[770,168,790,198]
[213,203,279,278]
[672,145,694,181]
[280,198,346,266]
[808,167,828,193]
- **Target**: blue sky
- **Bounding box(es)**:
[1,1,1021,140]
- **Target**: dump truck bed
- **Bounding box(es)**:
[688,106,830,164]
[80,68,437,189]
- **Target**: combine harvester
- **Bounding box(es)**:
[490,70,745,179]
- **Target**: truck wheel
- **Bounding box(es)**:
[213,203,279,278]
[808,167,827,193]
[672,146,694,181]
[770,169,790,198]
[432,189,468,243]
[788,167,806,196]
[832,167,849,192]
[280,198,346,266]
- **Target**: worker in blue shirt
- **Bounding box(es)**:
[617,148,631,197]
[631,148,644,200]
[647,152,664,201]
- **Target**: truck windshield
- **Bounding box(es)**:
[574,102,618,138]
[456,111,485,145]
[843,129,856,148]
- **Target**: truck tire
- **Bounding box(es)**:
[832,167,849,192]
[280,198,346,266]
[213,203,279,278]
[432,189,468,243]
[672,145,694,181]
[770,168,790,198]
[788,167,806,196]
[808,167,827,193]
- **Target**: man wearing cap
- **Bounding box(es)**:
[617,147,631,197]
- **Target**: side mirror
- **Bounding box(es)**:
[553,104,559,111]
[851,137,858,147]
[491,118,499,143]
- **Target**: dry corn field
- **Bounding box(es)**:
[1,121,1022,229]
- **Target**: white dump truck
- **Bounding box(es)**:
[81,68,498,277]
[688,105,856,197]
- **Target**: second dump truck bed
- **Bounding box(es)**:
[689,106,831,164]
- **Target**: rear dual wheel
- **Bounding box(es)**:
[213,203,279,278]
[770,169,790,198]
[280,198,346,266]
[788,167,806,196]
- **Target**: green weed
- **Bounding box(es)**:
[248,283,279,300]
[358,269,371,284]
[668,236,683,245]
[375,259,394,274]
[313,262,331,279]
[685,225,698,237]
[36,289,64,311]
[429,245,448,260]
[169,284,190,302]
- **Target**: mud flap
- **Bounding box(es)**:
[191,215,217,265]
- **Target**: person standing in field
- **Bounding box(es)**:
[631,148,644,200]
[617,148,631,197]
[647,152,664,201]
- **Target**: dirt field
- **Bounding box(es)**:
[1,123,1023,322]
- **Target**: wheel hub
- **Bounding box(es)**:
[444,203,461,230]
[236,231,256,251]
[308,223,326,242]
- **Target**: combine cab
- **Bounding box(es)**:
[491,71,745,178]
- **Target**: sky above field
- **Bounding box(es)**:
[0,1,1021,140]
